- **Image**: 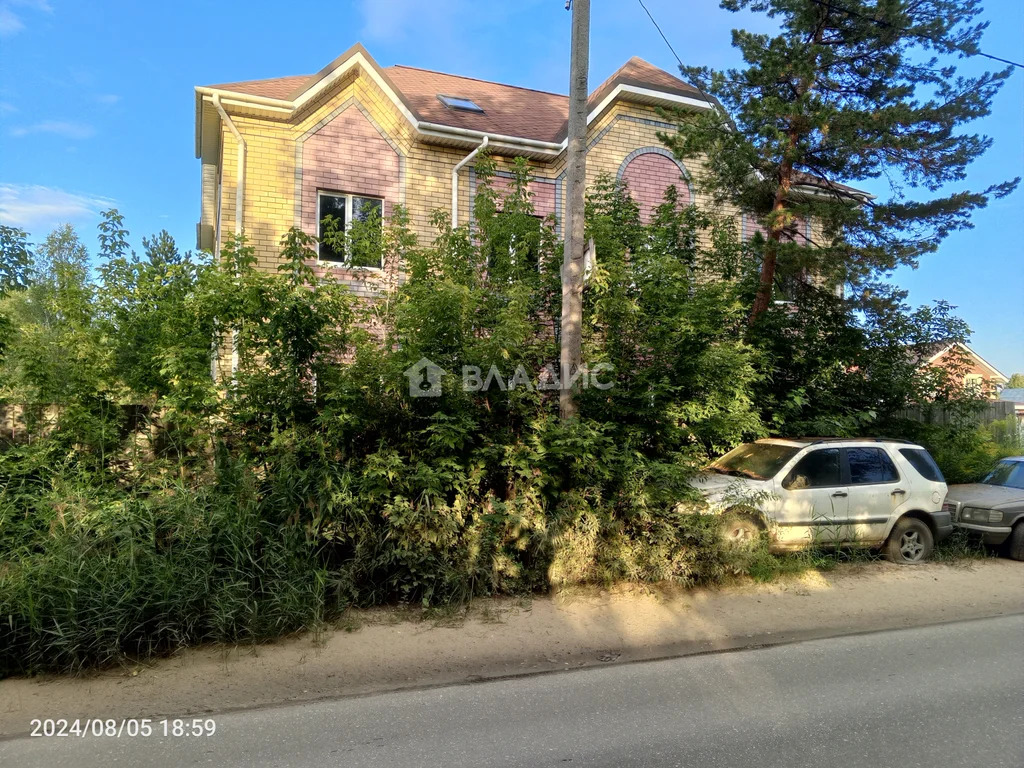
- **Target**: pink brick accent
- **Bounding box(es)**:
[487,175,557,220]
[620,152,690,222]
[744,214,769,241]
[301,105,400,280]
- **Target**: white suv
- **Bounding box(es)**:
[688,438,951,563]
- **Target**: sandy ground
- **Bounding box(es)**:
[1,559,1021,738]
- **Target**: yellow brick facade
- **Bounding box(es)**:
[204,67,767,277]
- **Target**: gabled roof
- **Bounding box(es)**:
[198,44,713,152]
[195,45,870,201]
[587,56,708,112]
[910,341,1009,381]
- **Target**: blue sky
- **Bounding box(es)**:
[0,0,1021,374]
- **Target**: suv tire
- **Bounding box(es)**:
[885,517,934,564]
[719,511,764,549]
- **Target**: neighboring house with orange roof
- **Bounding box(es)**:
[193,43,867,297]
[911,341,1009,399]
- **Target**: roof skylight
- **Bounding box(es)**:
[438,95,484,113]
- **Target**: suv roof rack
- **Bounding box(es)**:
[800,437,915,445]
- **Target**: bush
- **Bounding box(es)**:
[0,466,325,676]
[0,165,989,675]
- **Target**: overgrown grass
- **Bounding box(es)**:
[734,527,998,584]
[932,529,999,563]
[1,478,1003,677]
[0,478,327,677]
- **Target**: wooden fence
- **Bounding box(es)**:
[896,400,1017,426]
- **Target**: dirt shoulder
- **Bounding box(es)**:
[2,559,1022,737]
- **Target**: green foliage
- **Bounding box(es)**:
[0,225,33,297]
[667,0,1018,312]
[0,466,325,676]
[893,415,1024,485]
[0,168,995,675]
[749,280,977,436]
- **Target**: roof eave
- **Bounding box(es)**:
[193,57,718,157]
[789,183,876,205]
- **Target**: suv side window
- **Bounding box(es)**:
[847,447,899,485]
[898,448,944,483]
[782,448,841,490]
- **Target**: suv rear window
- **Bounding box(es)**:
[847,447,899,485]
[899,448,945,483]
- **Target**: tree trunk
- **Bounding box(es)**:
[748,158,792,323]
[559,0,590,419]
[749,12,827,325]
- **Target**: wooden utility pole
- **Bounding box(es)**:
[559,0,590,420]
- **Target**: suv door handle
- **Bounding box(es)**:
[832,491,848,498]
[891,488,906,496]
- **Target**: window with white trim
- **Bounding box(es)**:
[317,191,384,268]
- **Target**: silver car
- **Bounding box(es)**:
[945,456,1024,560]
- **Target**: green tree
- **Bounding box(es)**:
[0,226,33,360]
[666,0,1018,321]
[0,226,33,297]
[1007,373,1024,388]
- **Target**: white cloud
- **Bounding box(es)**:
[96,93,120,105]
[0,101,17,115]
[9,120,95,140]
[358,0,470,42]
[0,0,52,37]
[0,183,113,236]
[0,8,23,35]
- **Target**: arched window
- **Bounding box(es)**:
[617,148,691,222]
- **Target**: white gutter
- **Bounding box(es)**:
[790,183,875,203]
[211,94,246,235]
[422,122,561,153]
[583,84,715,132]
[451,136,488,227]
[197,86,292,111]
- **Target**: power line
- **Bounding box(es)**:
[636,0,717,110]
[808,0,1023,69]
[636,0,684,71]
[638,0,1022,73]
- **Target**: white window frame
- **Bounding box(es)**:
[316,190,384,270]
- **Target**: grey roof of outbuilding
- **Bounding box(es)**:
[997,388,1024,403]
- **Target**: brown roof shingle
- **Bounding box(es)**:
[383,65,569,144]
[200,52,707,145]
[206,75,312,100]
[587,56,706,110]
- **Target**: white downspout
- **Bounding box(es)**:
[451,135,488,227]
[211,94,245,235]
[212,94,245,378]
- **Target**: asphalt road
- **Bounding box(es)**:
[4,614,1022,768]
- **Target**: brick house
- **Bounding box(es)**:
[193,43,863,293]
[912,342,1009,399]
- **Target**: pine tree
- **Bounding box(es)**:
[663,0,1018,322]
